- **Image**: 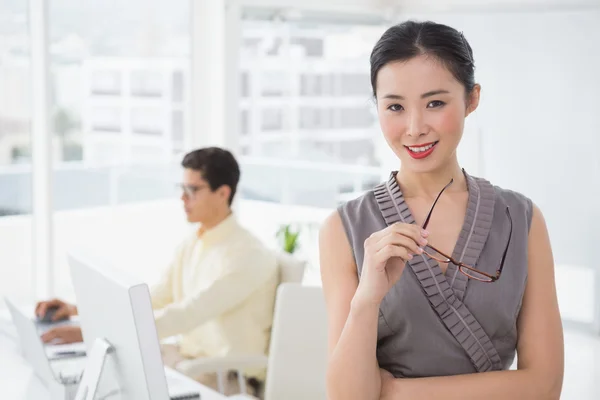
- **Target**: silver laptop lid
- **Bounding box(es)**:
[4,297,61,385]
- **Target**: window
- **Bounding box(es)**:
[171,110,183,142]
[299,107,333,130]
[131,70,163,98]
[172,71,183,102]
[238,14,385,209]
[260,70,288,97]
[300,74,335,96]
[290,37,324,57]
[240,109,249,135]
[49,0,191,296]
[131,108,163,135]
[90,107,121,132]
[91,71,121,95]
[0,0,33,307]
[83,142,124,165]
[338,107,375,129]
[339,73,370,96]
[338,139,376,165]
[240,72,250,98]
[261,108,285,132]
[11,146,31,163]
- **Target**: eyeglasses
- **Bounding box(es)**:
[176,183,208,199]
[421,179,512,283]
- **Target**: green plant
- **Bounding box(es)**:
[277,224,300,254]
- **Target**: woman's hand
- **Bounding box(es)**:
[354,223,428,307]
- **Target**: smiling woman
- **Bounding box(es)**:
[373,24,479,175]
[320,20,564,400]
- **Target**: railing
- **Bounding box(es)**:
[0,157,380,306]
[0,156,383,215]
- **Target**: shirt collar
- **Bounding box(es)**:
[197,212,238,244]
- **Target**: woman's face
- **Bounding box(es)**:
[375,54,480,174]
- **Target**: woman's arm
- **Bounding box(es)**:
[320,211,382,400]
[380,204,564,400]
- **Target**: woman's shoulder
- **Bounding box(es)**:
[337,186,381,223]
[493,182,532,207]
[474,176,534,230]
[333,184,390,246]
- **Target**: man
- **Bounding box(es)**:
[36,147,279,397]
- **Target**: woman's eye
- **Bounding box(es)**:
[388,104,404,112]
[427,100,445,108]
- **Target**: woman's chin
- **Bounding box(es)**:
[395,147,455,174]
[397,154,440,173]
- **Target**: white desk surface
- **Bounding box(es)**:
[0,312,227,400]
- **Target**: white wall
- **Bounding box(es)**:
[382,9,600,273]
[0,199,329,306]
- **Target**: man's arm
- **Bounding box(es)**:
[150,261,176,311]
[380,205,564,400]
[150,241,189,310]
[153,247,277,339]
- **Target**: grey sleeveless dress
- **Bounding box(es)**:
[338,170,533,377]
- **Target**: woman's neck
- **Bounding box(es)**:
[396,160,467,200]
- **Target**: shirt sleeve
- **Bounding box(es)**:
[150,242,185,310]
[153,245,277,339]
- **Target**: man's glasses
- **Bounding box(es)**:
[420,179,512,283]
[176,183,207,199]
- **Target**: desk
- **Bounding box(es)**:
[0,314,227,400]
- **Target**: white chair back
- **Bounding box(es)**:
[264,283,328,400]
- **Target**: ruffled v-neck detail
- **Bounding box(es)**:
[373,171,501,372]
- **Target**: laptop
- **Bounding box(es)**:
[5,297,84,398]
[5,297,201,400]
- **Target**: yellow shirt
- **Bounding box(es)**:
[151,213,278,378]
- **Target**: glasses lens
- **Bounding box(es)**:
[423,246,451,263]
[460,266,493,282]
[176,184,193,198]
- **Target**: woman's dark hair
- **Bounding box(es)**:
[181,147,240,206]
[370,20,476,97]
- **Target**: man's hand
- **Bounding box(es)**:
[41,325,83,344]
[35,298,77,322]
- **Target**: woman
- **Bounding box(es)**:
[319,21,563,400]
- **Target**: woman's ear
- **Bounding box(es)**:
[466,84,481,116]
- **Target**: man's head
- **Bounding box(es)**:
[179,147,240,224]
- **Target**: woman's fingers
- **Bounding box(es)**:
[376,229,426,256]
[388,223,428,246]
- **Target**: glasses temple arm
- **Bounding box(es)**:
[496,207,513,276]
[422,178,454,229]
